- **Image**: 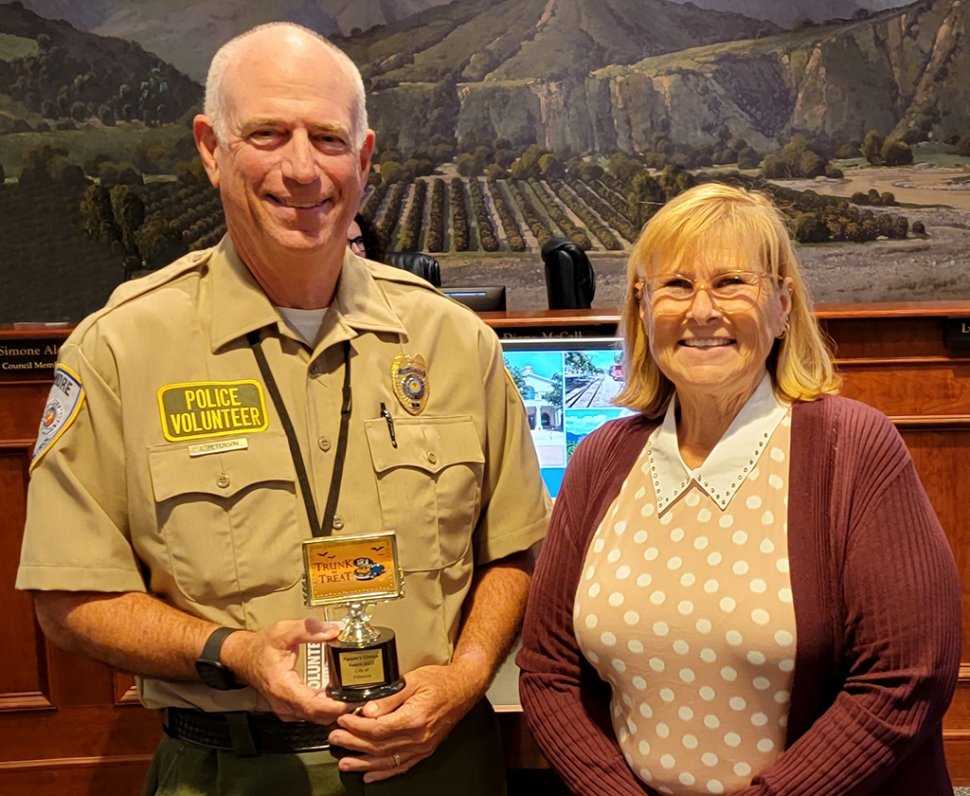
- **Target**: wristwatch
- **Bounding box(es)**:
[195,627,245,690]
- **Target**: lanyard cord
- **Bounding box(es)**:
[247,331,352,538]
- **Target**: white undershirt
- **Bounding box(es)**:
[276,306,328,346]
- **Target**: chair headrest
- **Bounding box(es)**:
[385,252,442,287]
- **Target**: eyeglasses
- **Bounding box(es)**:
[639,271,779,316]
[347,236,365,250]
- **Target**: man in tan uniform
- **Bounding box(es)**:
[17,22,550,796]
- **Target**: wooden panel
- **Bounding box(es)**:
[113,674,140,706]
[0,706,160,767]
[822,316,954,360]
[0,445,50,711]
[903,428,970,662]
[837,363,970,417]
[0,383,49,441]
[0,754,153,796]
[497,711,549,770]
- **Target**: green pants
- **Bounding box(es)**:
[142,700,506,796]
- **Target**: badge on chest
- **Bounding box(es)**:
[391,354,429,415]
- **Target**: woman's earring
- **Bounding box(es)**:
[777,320,790,340]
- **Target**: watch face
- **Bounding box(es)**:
[195,659,239,691]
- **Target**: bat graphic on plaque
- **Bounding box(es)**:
[302,532,405,702]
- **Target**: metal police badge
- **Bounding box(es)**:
[391,354,429,415]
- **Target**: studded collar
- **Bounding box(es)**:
[646,375,790,514]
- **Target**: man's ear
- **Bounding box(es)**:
[193,115,221,188]
[358,129,375,185]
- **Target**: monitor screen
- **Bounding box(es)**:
[442,286,507,312]
[501,337,636,498]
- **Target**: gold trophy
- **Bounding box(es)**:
[302,531,406,702]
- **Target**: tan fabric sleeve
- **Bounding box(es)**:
[471,329,551,566]
[17,337,146,593]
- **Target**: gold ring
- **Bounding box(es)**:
[393,753,401,767]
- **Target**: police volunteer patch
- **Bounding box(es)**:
[157,380,269,441]
[31,365,85,471]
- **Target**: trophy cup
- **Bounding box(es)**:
[302,531,406,702]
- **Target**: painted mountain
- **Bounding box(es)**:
[0,5,200,134]
[664,0,914,28]
[335,0,969,156]
[18,0,457,81]
[11,0,961,157]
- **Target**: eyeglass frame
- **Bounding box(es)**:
[347,235,366,253]
[635,270,784,316]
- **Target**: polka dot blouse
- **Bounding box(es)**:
[574,386,795,795]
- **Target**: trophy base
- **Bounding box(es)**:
[325,627,405,703]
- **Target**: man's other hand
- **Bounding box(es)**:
[327,660,485,782]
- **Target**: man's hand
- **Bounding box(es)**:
[222,618,353,725]
[327,658,486,782]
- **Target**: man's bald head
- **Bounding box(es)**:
[204,23,367,150]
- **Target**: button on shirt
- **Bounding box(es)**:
[17,237,550,713]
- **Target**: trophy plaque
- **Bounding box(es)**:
[302,531,405,702]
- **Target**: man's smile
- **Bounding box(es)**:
[267,194,329,210]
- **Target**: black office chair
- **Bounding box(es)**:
[385,252,442,288]
[541,238,595,309]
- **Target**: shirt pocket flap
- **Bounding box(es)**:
[364,415,484,474]
[148,432,295,502]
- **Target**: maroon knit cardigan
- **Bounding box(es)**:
[518,395,961,796]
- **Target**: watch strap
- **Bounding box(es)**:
[200,626,241,664]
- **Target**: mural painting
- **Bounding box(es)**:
[0,0,969,321]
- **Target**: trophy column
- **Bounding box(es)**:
[325,602,404,702]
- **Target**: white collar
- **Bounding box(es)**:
[647,375,790,513]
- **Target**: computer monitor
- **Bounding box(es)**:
[441,286,507,312]
[501,337,634,498]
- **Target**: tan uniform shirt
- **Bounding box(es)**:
[17,237,550,712]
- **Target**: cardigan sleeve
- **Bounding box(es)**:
[729,408,961,795]
[517,425,656,796]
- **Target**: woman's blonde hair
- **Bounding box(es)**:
[615,182,840,417]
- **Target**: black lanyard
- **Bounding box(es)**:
[247,331,352,538]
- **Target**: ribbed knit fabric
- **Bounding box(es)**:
[518,395,961,796]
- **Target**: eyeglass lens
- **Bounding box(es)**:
[646,272,766,315]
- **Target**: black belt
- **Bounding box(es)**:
[162,708,335,757]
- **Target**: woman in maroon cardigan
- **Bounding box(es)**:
[517,184,961,796]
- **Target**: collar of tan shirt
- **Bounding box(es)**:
[647,374,790,514]
[207,236,408,353]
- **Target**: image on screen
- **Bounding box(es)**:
[502,337,635,497]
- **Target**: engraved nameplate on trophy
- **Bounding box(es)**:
[302,531,405,702]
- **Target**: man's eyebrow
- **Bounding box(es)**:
[239,118,285,134]
[308,122,351,136]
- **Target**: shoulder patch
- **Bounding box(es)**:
[31,365,85,471]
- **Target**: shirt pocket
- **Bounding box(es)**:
[364,415,485,572]
[148,431,301,603]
